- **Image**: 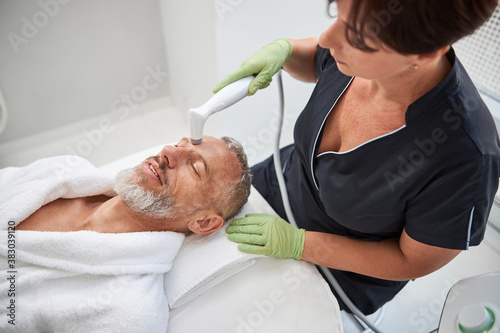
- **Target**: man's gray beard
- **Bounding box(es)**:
[113,167,186,220]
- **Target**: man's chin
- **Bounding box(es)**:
[114,166,184,220]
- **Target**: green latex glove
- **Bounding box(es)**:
[226,213,305,260]
[213,38,292,95]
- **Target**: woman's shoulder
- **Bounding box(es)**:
[445,52,500,156]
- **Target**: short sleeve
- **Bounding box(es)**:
[405,155,499,250]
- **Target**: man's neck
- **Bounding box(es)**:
[16,195,181,233]
[86,196,178,233]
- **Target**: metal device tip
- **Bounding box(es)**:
[191,138,202,145]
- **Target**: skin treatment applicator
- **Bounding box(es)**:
[189,76,253,145]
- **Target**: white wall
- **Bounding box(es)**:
[159,0,218,120]
[0,0,169,145]
[214,0,332,165]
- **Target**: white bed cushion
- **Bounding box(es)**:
[164,187,270,308]
[168,257,343,333]
[166,189,343,332]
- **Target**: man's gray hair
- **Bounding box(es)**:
[218,136,252,221]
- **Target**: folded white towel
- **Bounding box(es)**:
[164,186,277,308]
[0,230,184,332]
[11,230,182,275]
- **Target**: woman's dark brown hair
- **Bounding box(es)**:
[328,0,498,54]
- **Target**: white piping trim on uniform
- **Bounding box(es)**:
[317,125,407,157]
[282,158,288,173]
[311,77,354,191]
[466,206,475,250]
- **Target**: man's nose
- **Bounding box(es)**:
[160,145,188,168]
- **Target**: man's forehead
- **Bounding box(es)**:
[179,136,219,144]
[178,136,236,169]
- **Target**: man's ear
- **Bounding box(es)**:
[188,214,225,235]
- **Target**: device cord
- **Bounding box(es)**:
[273,70,384,333]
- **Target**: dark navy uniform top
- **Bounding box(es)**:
[251,46,500,314]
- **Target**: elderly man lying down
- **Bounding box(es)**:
[0,136,251,332]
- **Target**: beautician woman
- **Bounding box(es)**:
[219,0,500,314]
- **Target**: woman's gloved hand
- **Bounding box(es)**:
[213,38,292,95]
[226,213,305,260]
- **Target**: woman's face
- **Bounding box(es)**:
[319,0,417,81]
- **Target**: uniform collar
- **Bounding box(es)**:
[405,47,460,123]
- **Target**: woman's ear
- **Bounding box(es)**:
[414,45,451,68]
[188,214,225,234]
